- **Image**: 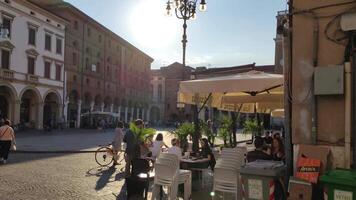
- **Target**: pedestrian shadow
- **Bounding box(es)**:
[94,165,117,191]
[116,181,127,200]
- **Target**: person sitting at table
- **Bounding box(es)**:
[150,133,168,159]
[247,136,272,162]
[200,138,216,170]
[167,138,182,160]
[271,136,285,162]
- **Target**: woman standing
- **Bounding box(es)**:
[200,138,216,170]
[0,120,16,164]
[271,137,285,162]
[112,121,124,165]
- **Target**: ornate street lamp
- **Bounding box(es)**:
[165,0,207,68]
[165,0,207,152]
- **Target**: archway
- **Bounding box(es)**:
[82,92,92,113]
[113,97,120,113]
[0,85,17,123]
[104,96,112,112]
[150,106,161,125]
[43,92,61,129]
[68,90,78,128]
[20,88,41,128]
[94,94,102,111]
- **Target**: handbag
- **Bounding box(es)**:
[11,142,16,151]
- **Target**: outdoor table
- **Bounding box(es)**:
[180,157,210,189]
[180,157,210,169]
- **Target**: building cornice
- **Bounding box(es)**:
[0,1,65,34]
[41,2,154,62]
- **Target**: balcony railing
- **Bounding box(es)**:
[0,69,14,80]
[26,74,39,83]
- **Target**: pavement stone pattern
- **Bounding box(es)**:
[0,128,248,200]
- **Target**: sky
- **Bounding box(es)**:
[65,0,287,69]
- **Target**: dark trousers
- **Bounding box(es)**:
[0,140,11,160]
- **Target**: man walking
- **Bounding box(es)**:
[123,119,143,177]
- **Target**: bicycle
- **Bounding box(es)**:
[95,144,124,167]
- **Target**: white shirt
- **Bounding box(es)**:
[112,128,123,151]
[150,141,163,158]
[167,146,182,160]
[0,125,15,141]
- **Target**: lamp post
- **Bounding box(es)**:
[165,0,207,152]
[165,0,207,68]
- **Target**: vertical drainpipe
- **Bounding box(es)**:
[311,15,319,144]
[351,33,356,169]
[345,62,351,169]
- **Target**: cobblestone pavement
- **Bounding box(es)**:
[0,128,249,200]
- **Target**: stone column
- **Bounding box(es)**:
[63,97,69,122]
[130,107,134,121]
[141,109,145,121]
[58,104,63,124]
[110,104,114,113]
[76,100,82,128]
[118,106,121,120]
[37,101,44,129]
[13,99,21,125]
[90,101,95,112]
[136,108,140,119]
[147,109,150,123]
[100,102,104,112]
[125,107,128,123]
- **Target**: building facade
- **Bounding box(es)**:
[285,0,356,168]
[150,62,194,125]
[0,0,66,129]
[149,69,165,126]
[31,0,153,128]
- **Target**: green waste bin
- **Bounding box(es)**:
[240,160,286,200]
[320,169,356,200]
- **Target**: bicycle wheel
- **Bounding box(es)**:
[95,147,114,167]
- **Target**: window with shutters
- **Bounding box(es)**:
[56,38,62,54]
[2,16,11,38]
[27,57,35,74]
[28,27,36,46]
[55,64,61,81]
[44,61,51,78]
[73,52,77,65]
[45,34,51,51]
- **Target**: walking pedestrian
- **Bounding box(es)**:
[112,121,124,166]
[0,120,16,164]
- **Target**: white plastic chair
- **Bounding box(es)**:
[160,153,192,200]
[213,146,247,199]
[213,166,240,200]
[151,153,179,200]
[178,169,192,200]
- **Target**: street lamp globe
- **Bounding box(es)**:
[199,0,207,12]
[191,12,197,20]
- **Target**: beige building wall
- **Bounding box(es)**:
[291,0,352,167]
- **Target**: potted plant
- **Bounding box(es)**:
[129,122,156,142]
[172,122,194,152]
[217,115,233,147]
[200,120,215,147]
[242,118,264,138]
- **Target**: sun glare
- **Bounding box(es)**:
[129,0,179,48]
